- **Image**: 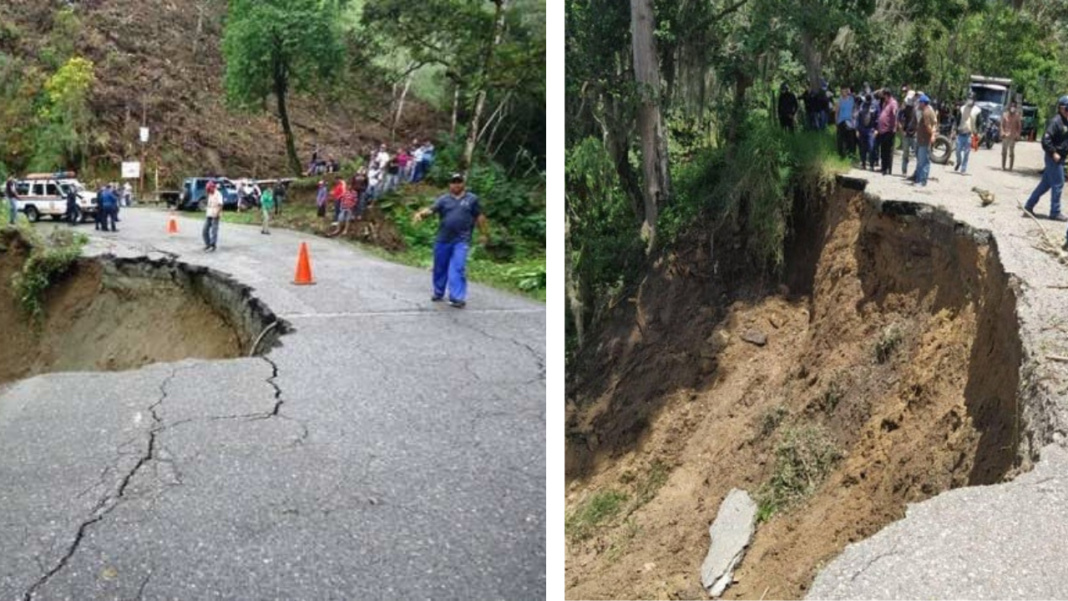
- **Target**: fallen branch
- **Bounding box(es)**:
[1017,200,1068,264]
[1047,355,1068,363]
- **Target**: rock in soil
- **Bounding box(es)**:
[741,329,768,346]
[700,488,757,597]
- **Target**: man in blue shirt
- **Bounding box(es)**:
[97,184,118,232]
[835,86,856,159]
[413,173,489,308]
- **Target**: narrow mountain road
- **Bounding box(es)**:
[0,209,545,599]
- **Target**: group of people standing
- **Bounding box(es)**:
[312,139,437,238]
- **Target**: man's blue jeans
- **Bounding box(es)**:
[956,133,972,173]
[1026,153,1066,218]
[202,217,220,248]
[902,136,917,174]
[433,241,469,302]
[916,144,931,185]
[7,198,16,224]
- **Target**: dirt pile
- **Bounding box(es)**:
[564,182,1025,599]
[0,229,286,386]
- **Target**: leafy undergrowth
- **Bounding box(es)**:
[215,182,546,301]
[4,224,87,323]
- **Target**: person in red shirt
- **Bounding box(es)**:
[327,189,358,238]
[330,176,347,223]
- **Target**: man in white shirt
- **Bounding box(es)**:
[955,93,981,174]
[202,181,224,252]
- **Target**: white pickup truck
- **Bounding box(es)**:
[13,172,98,222]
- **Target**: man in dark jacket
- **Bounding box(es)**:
[1025,95,1068,226]
[778,83,799,132]
[65,185,80,225]
[98,184,119,232]
[4,177,19,225]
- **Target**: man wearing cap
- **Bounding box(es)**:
[912,94,937,187]
[412,173,490,308]
[1026,95,1068,226]
[202,181,224,251]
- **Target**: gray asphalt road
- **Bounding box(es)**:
[809,139,1068,599]
[0,209,545,600]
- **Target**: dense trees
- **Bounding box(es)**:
[222,0,345,176]
[566,0,1068,356]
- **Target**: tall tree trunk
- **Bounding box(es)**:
[631,0,667,253]
[799,29,822,91]
[565,211,585,346]
[274,69,301,176]
[462,0,508,169]
[451,82,460,136]
[391,72,413,142]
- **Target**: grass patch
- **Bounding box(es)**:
[7,226,87,323]
[634,460,669,507]
[604,518,641,563]
[874,323,903,364]
[759,404,789,436]
[566,489,628,542]
[818,378,844,413]
[756,424,842,522]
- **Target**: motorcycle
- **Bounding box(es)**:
[981,116,1000,150]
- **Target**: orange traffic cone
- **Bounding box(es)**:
[167,213,179,234]
[293,242,316,285]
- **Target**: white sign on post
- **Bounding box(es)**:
[139,127,150,143]
[122,161,141,179]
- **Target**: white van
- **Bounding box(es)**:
[14,172,98,222]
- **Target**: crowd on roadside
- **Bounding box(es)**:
[777,82,1026,187]
[779,79,1068,252]
[312,139,437,238]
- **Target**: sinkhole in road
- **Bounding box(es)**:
[0,228,288,386]
[565,182,1029,599]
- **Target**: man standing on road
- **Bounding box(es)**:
[5,177,20,225]
[202,181,223,251]
[955,93,981,174]
[412,173,490,309]
[899,92,918,178]
[1026,95,1068,225]
[98,184,119,232]
[877,88,899,176]
[834,86,856,158]
[260,185,274,235]
[1002,100,1022,171]
[65,184,79,225]
[912,94,937,187]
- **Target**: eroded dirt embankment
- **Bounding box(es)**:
[0,230,287,385]
[564,183,1025,600]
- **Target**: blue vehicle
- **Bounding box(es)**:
[175,177,239,211]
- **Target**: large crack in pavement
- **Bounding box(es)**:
[22,366,182,601]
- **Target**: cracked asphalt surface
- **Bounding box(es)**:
[0,209,545,600]
[809,140,1068,599]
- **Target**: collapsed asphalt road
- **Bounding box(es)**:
[0,209,545,599]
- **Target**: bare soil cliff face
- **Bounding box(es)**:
[565,185,1025,599]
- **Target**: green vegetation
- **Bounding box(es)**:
[565,0,1068,366]
[565,489,629,542]
[0,7,96,174]
[818,377,845,413]
[756,425,843,522]
[875,323,903,364]
[8,226,87,323]
[759,405,789,437]
[223,0,345,176]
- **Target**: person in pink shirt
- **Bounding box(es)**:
[876,88,899,176]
